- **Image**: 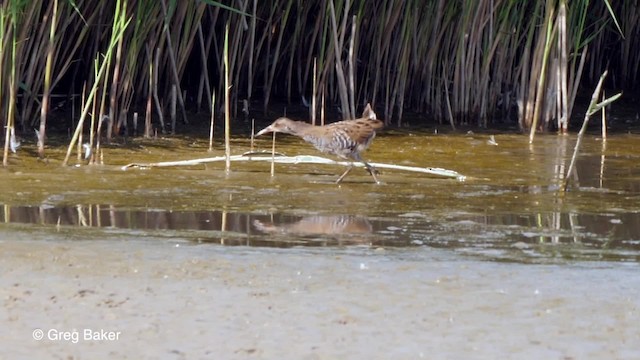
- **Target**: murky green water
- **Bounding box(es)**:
[2,129,640,359]
[1,130,639,262]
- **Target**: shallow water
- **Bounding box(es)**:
[1,131,639,261]
[1,130,639,358]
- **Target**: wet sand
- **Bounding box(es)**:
[2,228,638,359]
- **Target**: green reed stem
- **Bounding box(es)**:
[62,0,131,166]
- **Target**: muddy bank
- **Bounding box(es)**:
[2,229,638,359]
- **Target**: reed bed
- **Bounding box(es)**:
[0,0,634,164]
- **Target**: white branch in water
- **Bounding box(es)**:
[122,153,466,181]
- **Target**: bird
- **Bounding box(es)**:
[253,215,372,236]
[256,103,384,184]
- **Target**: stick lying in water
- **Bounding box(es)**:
[122,152,466,181]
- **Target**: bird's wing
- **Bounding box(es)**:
[326,119,384,144]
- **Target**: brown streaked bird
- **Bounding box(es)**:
[256,103,384,184]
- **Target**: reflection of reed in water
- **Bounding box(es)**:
[253,215,372,235]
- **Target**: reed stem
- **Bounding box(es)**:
[224,22,231,173]
[561,71,621,192]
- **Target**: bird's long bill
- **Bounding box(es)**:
[255,125,274,137]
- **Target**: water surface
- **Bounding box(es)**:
[1,131,638,262]
[2,130,639,359]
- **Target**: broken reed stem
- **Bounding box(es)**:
[562,71,620,192]
[122,154,467,181]
[209,90,215,152]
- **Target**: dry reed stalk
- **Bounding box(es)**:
[262,0,293,113]
[96,52,112,161]
[601,91,607,140]
[328,0,352,119]
[227,2,249,113]
[209,90,215,152]
[0,7,4,154]
[159,0,189,126]
[86,81,97,161]
[348,15,356,119]
[247,0,257,101]
[170,85,177,133]
[321,87,326,126]
[298,4,324,103]
[0,0,632,151]
[77,84,86,161]
[442,63,455,131]
[145,59,152,138]
[557,0,569,132]
[132,112,138,135]
[311,57,317,125]
[249,119,254,151]
[108,0,126,141]
[196,23,213,112]
[224,22,230,173]
[284,1,303,103]
[529,5,556,144]
[149,46,166,133]
[14,2,41,129]
[38,0,58,159]
[2,32,14,167]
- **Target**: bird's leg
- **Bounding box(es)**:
[351,152,381,184]
[363,161,381,184]
[363,163,380,176]
[336,164,354,184]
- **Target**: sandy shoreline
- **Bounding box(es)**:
[2,230,639,359]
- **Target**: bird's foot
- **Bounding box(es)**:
[366,167,380,176]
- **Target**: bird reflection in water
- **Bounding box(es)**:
[253,215,372,242]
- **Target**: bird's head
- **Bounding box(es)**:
[256,117,299,136]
